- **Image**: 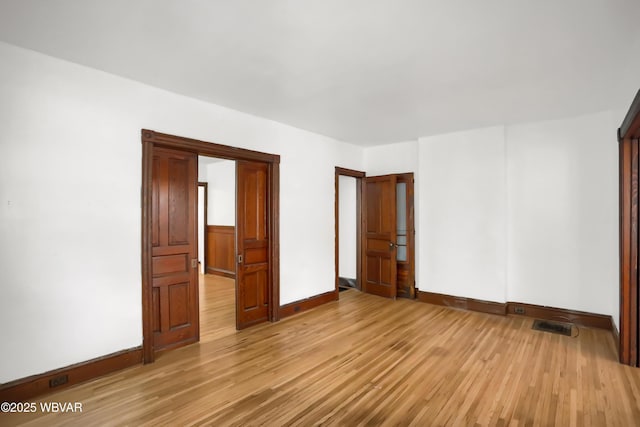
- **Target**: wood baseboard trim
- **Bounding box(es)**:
[417,291,613,331]
[506,302,613,330]
[205,268,236,279]
[0,346,142,402]
[417,291,507,316]
[280,290,338,319]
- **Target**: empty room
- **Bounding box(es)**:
[1,1,640,426]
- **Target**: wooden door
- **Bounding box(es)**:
[619,89,640,367]
[363,175,397,298]
[236,160,270,329]
[151,147,199,351]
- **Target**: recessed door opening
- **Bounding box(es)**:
[334,169,416,300]
[361,173,415,299]
[335,168,365,295]
[338,175,358,291]
[141,129,280,364]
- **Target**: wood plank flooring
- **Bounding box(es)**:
[2,275,640,426]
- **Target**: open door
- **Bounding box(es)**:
[363,175,397,298]
[150,147,199,351]
[236,160,270,329]
[618,89,640,366]
[142,130,280,362]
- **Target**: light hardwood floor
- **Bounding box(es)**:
[3,275,640,426]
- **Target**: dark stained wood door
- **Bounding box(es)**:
[363,175,397,298]
[236,160,270,329]
[619,89,640,367]
[151,147,199,351]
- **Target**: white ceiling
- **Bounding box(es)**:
[0,0,639,145]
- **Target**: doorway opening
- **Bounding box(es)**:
[198,157,235,279]
[197,157,236,343]
[335,167,365,294]
[141,130,280,364]
[335,168,415,300]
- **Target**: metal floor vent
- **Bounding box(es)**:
[532,319,572,336]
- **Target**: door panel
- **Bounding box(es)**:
[363,175,397,298]
[237,160,270,329]
[151,147,199,351]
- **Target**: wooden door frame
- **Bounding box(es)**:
[618,89,640,366]
[361,172,416,299]
[198,182,208,274]
[141,129,280,364]
[335,167,365,295]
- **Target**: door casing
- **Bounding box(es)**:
[335,167,366,294]
[141,129,280,363]
[198,182,208,274]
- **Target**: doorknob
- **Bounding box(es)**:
[389,242,398,249]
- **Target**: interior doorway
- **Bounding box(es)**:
[141,130,280,364]
[362,173,416,299]
[338,175,358,290]
[198,158,236,279]
[197,157,235,346]
[335,168,415,300]
[335,167,365,294]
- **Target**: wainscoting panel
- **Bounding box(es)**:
[206,225,236,278]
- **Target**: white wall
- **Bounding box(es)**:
[506,111,619,328]
[416,114,620,329]
[0,42,364,383]
[197,156,210,182]
[205,160,235,226]
[338,176,357,278]
[364,141,419,177]
[419,127,507,303]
